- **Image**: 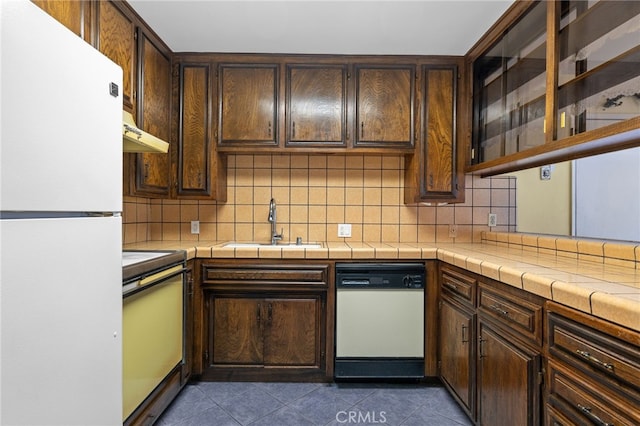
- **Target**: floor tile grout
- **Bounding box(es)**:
[157,381,473,426]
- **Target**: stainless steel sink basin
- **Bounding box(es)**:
[223,242,322,249]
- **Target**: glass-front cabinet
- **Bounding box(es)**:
[556,1,640,139]
[470,0,640,172]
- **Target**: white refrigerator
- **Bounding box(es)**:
[1,1,123,425]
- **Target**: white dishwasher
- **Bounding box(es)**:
[335,263,425,379]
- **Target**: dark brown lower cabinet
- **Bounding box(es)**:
[438,264,544,426]
[439,296,475,418]
[210,296,321,367]
[545,301,640,426]
[477,321,542,426]
[198,262,330,382]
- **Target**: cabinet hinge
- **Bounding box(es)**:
[204,350,209,361]
[321,350,325,361]
[438,300,442,310]
[437,360,442,372]
[538,371,544,386]
[347,72,351,80]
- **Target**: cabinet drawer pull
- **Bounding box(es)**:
[267,303,273,324]
[360,122,364,139]
[576,349,614,371]
[490,304,509,316]
[292,121,296,139]
[268,121,272,137]
[577,404,614,426]
[257,303,261,324]
[444,282,458,292]
[479,336,485,359]
[461,325,468,343]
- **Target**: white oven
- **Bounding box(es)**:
[122,251,186,423]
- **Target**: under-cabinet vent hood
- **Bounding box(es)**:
[122,111,169,153]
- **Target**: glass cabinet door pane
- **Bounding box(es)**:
[473,1,546,163]
[556,0,640,138]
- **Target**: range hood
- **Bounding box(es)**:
[122,111,169,153]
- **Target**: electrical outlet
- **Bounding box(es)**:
[338,224,352,238]
[448,224,457,238]
[190,220,200,234]
[488,213,497,227]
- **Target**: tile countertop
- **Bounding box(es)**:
[123,240,640,332]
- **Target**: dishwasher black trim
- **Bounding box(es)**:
[335,357,425,379]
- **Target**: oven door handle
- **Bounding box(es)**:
[123,266,187,298]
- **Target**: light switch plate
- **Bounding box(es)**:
[338,224,352,238]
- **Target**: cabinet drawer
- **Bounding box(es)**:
[478,282,542,344]
[440,267,475,304]
[202,263,328,287]
[548,359,640,426]
[548,310,640,390]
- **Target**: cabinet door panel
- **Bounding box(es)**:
[287,66,346,145]
[440,298,474,415]
[263,298,320,366]
[179,64,210,195]
[135,33,171,196]
[33,0,87,40]
[424,67,456,195]
[356,66,413,146]
[219,65,278,145]
[478,322,540,426]
[97,1,136,111]
[211,297,263,365]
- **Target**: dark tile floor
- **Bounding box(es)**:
[156,381,473,426]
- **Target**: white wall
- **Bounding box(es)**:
[574,147,640,242]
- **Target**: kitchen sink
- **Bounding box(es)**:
[223,242,323,249]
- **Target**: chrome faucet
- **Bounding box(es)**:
[268,198,283,245]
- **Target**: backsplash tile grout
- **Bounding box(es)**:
[123,154,517,245]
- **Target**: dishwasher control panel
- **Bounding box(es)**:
[336,263,425,289]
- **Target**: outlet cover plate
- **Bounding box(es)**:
[488,213,497,227]
[338,224,352,238]
[191,220,200,234]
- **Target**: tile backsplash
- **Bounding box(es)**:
[123,154,516,244]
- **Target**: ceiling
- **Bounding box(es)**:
[127,0,514,56]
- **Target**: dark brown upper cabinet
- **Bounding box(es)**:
[32,0,91,42]
[218,63,279,147]
[96,0,137,113]
[405,60,465,204]
[354,65,415,148]
[286,64,347,147]
[175,61,226,200]
[131,31,172,197]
